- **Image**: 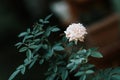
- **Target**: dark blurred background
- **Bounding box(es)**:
[0,0,120,80]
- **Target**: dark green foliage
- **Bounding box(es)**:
[9,14,61,80]
[89,67,120,80]
[9,15,120,80]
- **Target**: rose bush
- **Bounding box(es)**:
[9,15,120,80]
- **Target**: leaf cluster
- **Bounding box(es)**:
[9,14,120,80]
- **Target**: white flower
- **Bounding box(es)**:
[64,23,87,43]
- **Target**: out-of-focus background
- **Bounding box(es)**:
[0,0,120,80]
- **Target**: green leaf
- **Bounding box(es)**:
[23,35,34,42]
[16,65,26,75]
[74,71,84,77]
[39,59,44,64]
[86,49,92,57]
[42,44,48,49]
[56,61,65,65]
[46,73,56,80]
[39,19,44,23]
[45,26,60,36]
[61,69,68,80]
[28,55,38,69]
[15,42,23,49]
[43,21,49,24]
[45,14,53,20]
[74,58,85,64]
[53,45,64,51]
[103,68,112,76]
[53,66,57,73]
[18,32,28,37]
[91,51,103,58]
[33,39,41,42]
[67,63,74,69]
[48,67,53,72]
[8,70,20,80]
[27,28,31,33]
[15,42,23,46]
[51,27,60,32]
[29,45,38,49]
[24,35,33,39]
[112,75,120,80]
[26,49,32,60]
[45,49,54,59]
[17,65,24,70]
[20,66,26,75]
[85,70,94,74]
[85,64,95,69]
[70,64,77,72]
[67,42,74,46]
[89,48,99,52]
[19,47,28,52]
[111,67,120,75]
[80,75,86,80]
[45,30,51,37]
[24,58,31,65]
[77,49,86,55]
[34,31,44,37]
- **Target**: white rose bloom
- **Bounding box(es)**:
[64,23,87,43]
